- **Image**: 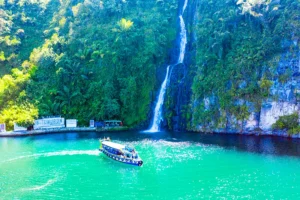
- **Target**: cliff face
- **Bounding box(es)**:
[1,0,299,133]
[166,0,300,136]
[246,45,300,135]
[226,45,300,135]
[164,0,198,131]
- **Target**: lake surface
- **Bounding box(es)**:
[1,131,300,199]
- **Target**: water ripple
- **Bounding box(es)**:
[21,178,57,191]
[2,150,100,163]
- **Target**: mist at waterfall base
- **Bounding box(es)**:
[2,131,300,199]
[145,0,188,132]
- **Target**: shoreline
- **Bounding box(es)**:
[0,126,129,137]
[0,127,96,137]
[192,130,300,139]
[1,127,299,139]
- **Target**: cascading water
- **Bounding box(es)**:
[178,15,187,63]
[145,0,188,132]
[146,66,170,132]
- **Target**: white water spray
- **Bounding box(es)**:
[2,150,100,163]
[146,0,188,132]
[178,0,188,63]
[145,66,171,132]
[178,15,187,64]
[22,179,57,191]
[183,0,188,13]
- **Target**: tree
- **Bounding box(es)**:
[0,103,38,130]
[237,0,271,17]
[117,18,133,31]
[55,86,81,115]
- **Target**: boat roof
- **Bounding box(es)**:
[102,141,125,150]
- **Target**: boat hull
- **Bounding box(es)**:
[99,149,143,166]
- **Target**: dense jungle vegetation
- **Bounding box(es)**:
[0,0,177,130]
[0,0,299,131]
[191,0,300,131]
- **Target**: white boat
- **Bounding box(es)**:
[99,139,143,166]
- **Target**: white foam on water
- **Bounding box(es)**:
[2,150,100,163]
[22,178,57,191]
[124,139,223,167]
[128,139,213,148]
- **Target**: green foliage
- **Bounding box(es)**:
[278,70,292,84]
[0,68,30,108]
[237,0,272,17]
[117,18,134,31]
[0,0,177,128]
[259,76,273,98]
[0,51,5,61]
[59,17,67,28]
[191,0,299,129]
[72,3,82,17]
[0,0,61,75]
[3,36,21,46]
[288,126,300,135]
[0,103,38,130]
[272,113,300,135]
[1,0,297,131]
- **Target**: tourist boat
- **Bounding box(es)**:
[99,138,143,166]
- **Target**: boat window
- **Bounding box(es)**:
[125,146,134,152]
[126,153,132,158]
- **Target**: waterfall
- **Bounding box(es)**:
[178,0,188,64]
[182,0,188,13]
[145,0,188,132]
[146,66,171,132]
[178,15,187,64]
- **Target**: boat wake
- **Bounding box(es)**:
[124,139,223,168]
[2,150,100,163]
[21,178,57,191]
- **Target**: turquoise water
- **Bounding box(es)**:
[1,131,300,199]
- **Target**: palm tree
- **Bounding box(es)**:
[39,99,61,116]
[55,86,81,115]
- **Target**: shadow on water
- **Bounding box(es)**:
[2,131,300,157]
